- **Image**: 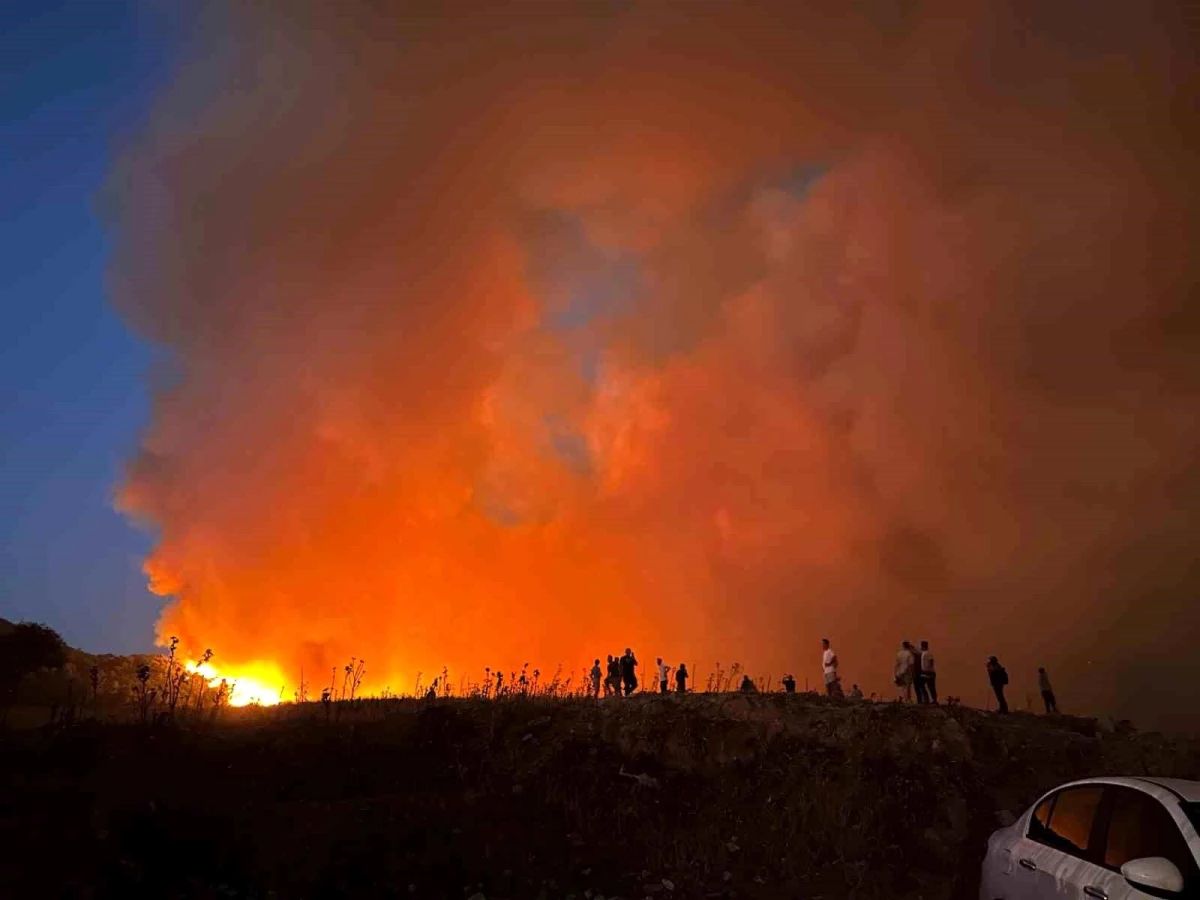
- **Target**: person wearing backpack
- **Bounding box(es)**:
[986,656,1009,713]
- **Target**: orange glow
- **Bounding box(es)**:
[186,661,285,708]
[109,1,1200,728]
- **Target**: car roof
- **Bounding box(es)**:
[1132,777,1200,802]
[1046,776,1200,803]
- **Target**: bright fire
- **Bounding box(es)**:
[186,661,286,707]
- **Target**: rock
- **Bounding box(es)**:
[661,880,675,892]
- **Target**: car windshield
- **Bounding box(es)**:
[1184,802,1200,833]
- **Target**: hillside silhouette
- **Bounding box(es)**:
[2,685,1197,899]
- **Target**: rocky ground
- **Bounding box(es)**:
[1,692,1197,899]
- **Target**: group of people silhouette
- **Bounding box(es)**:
[826,639,1059,714]
[590,650,690,697]
[586,638,1061,715]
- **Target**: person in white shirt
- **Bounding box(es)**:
[919,640,937,704]
[821,638,842,698]
[657,658,670,695]
[894,641,915,702]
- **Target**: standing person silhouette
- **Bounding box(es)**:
[821,639,841,697]
[912,640,930,704]
[620,648,639,696]
[656,657,669,694]
[894,641,915,702]
[986,656,1009,713]
[675,663,689,694]
[605,654,619,696]
[590,659,602,698]
[1038,667,1058,713]
[919,640,937,704]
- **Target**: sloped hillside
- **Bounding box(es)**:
[1,692,1196,899]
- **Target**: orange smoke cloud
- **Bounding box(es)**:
[109,1,1199,725]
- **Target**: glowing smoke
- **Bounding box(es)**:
[109,1,1200,726]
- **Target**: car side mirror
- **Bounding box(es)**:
[1121,857,1184,894]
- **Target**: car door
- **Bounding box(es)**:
[1006,783,1108,899]
[1080,785,1200,900]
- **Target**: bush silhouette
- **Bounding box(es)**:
[0,621,68,707]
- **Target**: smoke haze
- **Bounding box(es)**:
[110,0,1199,726]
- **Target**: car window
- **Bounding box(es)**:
[1184,802,1200,834]
[1103,787,1196,880]
[1029,795,1056,842]
[1033,786,1104,857]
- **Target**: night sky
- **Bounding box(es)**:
[0,2,180,652]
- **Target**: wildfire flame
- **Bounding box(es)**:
[186,660,285,708]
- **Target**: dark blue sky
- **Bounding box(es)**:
[0,2,182,652]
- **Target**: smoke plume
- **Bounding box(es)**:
[110,0,1199,725]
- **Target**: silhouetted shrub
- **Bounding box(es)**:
[0,622,68,708]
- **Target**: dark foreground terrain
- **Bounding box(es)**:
[2,694,1197,899]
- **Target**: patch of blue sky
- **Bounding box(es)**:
[545,251,642,333]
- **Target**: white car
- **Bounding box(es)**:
[981,776,1200,899]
